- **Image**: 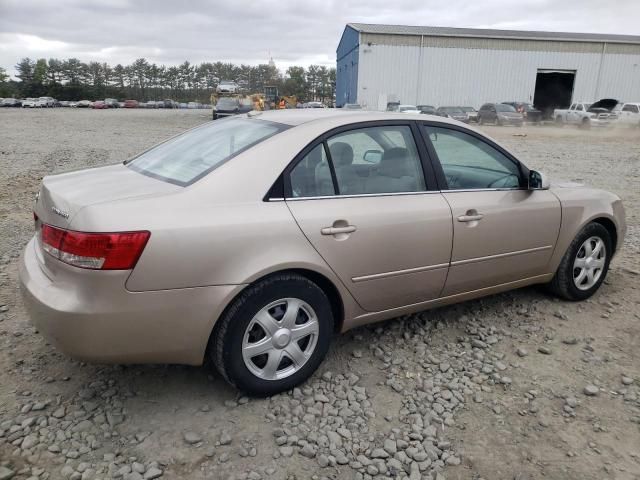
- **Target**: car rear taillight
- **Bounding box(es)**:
[41,224,150,270]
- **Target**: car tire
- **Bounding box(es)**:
[555,116,563,126]
[496,118,503,126]
[478,116,484,125]
[210,273,334,396]
[580,118,591,130]
[548,222,612,301]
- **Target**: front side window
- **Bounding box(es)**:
[127,118,288,185]
[425,126,522,190]
[622,104,639,113]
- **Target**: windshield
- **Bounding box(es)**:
[220,81,235,85]
[442,107,463,113]
[127,118,288,186]
[399,105,417,111]
[496,104,516,112]
[460,107,475,112]
[217,98,239,108]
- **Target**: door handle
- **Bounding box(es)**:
[321,225,357,235]
[457,213,484,222]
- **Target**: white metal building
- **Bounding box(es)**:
[336,23,640,113]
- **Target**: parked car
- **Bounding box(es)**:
[1,98,22,107]
[398,104,421,114]
[92,101,109,109]
[69,101,78,108]
[22,98,38,108]
[105,98,119,108]
[76,100,92,108]
[386,102,400,112]
[503,102,542,124]
[435,106,469,123]
[613,102,640,127]
[187,102,202,109]
[478,103,523,126]
[162,99,177,109]
[124,99,139,108]
[212,97,253,120]
[553,100,618,128]
[179,103,188,109]
[417,105,437,115]
[37,97,56,108]
[58,101,71,107]
[216,80,239,94]
[341,103,361,110]
[460,106,478,122]
[19,110,626,395]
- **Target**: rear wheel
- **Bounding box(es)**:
[555,116,563,126]
[548,222,612,301]
[580,117,591,129]
[210,274,334,396]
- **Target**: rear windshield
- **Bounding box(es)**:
[126,118,289,186]
[496,104,516,112]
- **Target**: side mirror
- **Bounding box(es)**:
[363,150,383,163]
[528,170,550,190]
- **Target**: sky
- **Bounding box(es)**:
[1,0,640,78]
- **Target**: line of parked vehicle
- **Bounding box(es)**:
[0,97,211,109]
[384,101,543,126]
[381,99,640,128]
[553,99,640,128]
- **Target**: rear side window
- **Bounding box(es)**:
[127,118,288,186]
[290,144,335,198]
[288,125,426,198]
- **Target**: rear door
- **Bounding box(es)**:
[285,122,452,312]
[421,123,561,296]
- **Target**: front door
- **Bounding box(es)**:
[422,124,561,296]
[285,123,452,312]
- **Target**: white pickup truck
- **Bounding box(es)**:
[554,99,618,128]
[613,102,640,127]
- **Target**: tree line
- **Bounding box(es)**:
[0,58,336,104]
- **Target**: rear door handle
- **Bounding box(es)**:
[321,225,357,235]
[457,214,484,222]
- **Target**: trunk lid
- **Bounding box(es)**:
[35,164,180,229]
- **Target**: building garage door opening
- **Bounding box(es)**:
[533,70,576,119]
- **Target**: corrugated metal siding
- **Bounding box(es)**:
[597,52,640,99]
[357,44,421,109]
[355,41,640,109]
[336,26,360,107]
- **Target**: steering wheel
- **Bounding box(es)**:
[488,174,519,188]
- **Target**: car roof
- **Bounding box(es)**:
[242,109,466,128]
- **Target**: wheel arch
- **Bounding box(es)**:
[591,216,618,255]
[206,267,347,363]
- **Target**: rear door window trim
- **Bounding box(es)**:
[277,120,439,200]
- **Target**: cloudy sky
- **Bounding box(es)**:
[1,0,639,77]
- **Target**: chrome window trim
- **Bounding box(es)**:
[284,191,441,201]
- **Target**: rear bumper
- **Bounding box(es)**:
[19,237,244,365]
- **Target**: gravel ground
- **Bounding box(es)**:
[0,108,639,480]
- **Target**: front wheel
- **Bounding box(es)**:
[210,274,334,396]
[548,222,612,301]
